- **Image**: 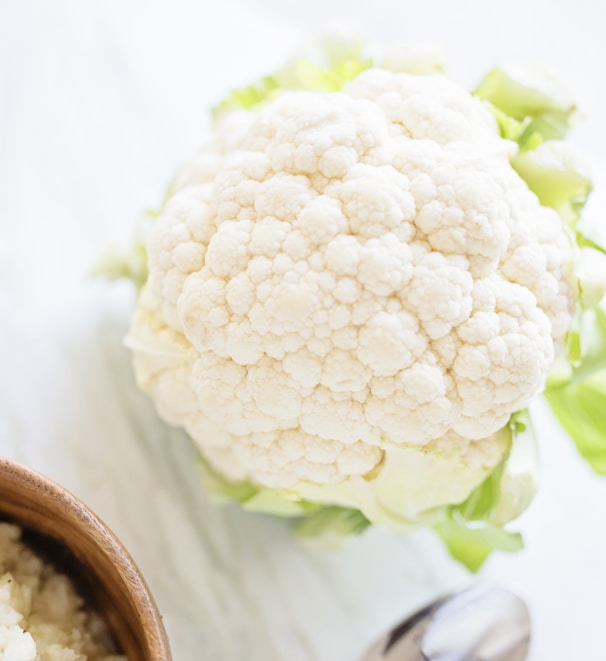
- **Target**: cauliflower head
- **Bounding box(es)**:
[126,64,578,539]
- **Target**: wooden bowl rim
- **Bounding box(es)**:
[0,457,172,660]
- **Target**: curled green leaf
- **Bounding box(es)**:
[434,411,536,571]
[434,511,523,573]
[474,65,576,151]
[545,307,606,474]
[512,140,592,224]
[212,36,373,119]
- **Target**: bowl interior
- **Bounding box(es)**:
[0,458,171,661]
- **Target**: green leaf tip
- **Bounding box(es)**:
[434,411,536,571]
[512,140,592,223]
[211,37,451,120]
[474,66,576,147]
[434,511,523,573]
[90,240,149,289]
[474,66,592,227]
[197,454,371,543]
[212,53,373,119]
[545,306,606,475]
[292,506,371,548]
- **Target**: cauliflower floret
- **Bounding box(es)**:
[128,69,575,520]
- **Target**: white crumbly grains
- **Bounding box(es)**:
[0,522,125,661]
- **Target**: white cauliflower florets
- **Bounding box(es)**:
[128,69,575,521]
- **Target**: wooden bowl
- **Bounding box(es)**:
[0,457,172,660]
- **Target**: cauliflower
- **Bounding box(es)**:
[112,43,605,569]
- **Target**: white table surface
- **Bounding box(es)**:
[2,1,606,659]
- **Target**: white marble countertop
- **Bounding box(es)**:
[2,1,606,659]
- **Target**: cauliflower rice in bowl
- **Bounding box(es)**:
[0,458,171,661]
[0,522,124,660]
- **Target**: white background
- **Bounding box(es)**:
[2,1,606,659]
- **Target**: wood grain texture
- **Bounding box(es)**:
[0,458,171,661]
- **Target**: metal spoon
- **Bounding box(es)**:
[360,584,531,661]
